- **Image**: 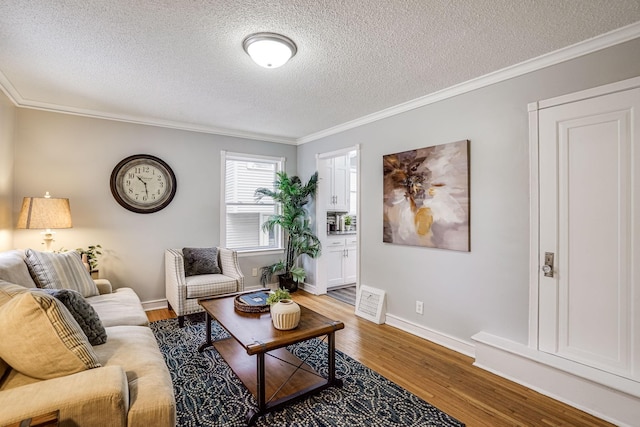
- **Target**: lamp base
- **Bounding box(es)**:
[41,230,55,252]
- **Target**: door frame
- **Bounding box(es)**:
[311,144,360,296]
[527,76,640,349]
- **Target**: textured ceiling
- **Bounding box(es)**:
[1,1,640,143]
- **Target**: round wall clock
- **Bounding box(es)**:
[110,154,177,214]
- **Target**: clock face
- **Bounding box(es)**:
[110,155,177,213]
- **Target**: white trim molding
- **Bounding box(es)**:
[142,298,169,312]
[385,313,475,358]
[298,21,640,144]
[1,23,638,146]
[473,332,640,427]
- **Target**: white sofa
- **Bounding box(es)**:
[165,247,244,327]
[0,249,176,427]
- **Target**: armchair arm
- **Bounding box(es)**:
[0,365,128,427]
[218,248,244,292]
[165,249,187,313]
[93,278,113,295]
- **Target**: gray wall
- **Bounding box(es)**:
[11,109,297,303]
[0,91,16,251]
[297,38,640,346]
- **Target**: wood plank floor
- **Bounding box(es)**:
[147,291,613,427]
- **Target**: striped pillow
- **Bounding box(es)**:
[0,291,101,379]
[25,249,99,297]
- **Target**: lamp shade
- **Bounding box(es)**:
[243,33,297,68]
[17,196,72,229]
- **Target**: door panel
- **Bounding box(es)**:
[538,88,639,379]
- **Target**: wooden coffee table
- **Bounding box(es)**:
[198,291,344,425]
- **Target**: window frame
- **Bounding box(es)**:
[220,151,285,255]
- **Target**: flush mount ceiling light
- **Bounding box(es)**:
[242,32,297,69]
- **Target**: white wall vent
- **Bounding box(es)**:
[355,285,386,324]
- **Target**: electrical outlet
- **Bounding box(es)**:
[415,300,424,315]
[252,267,258,277]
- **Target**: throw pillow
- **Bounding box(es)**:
[25,249,99,297]
[183,247,221,276]
[0,291,101,380]
[34,288,107,345]
[0,279,29,307]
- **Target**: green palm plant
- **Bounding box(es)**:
[255,171,321,291]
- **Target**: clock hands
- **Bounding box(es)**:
[137,176,149,197]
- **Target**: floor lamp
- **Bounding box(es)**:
[17,192,73,252]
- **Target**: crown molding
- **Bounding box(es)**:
[296,21,640,145]
[2,21,639,147]
[0,71,297,145]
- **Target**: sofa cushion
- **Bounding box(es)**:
[182,247,221,276]
[94,325,176,427]
[25,249,99,297]
[0,250,36,288]
[0,291,101,379]
[89,288,149,327]
[35,288,107,345]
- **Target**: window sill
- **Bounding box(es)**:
[237,248,284,258]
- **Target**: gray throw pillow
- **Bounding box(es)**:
[183,247,221,277]
[32,288,107,346]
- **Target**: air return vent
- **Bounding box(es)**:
[355,285,386,324]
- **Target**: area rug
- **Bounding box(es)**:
[151,315,465,427]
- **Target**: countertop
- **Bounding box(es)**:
[327,230,357,236]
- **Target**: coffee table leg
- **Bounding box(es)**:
[257,353,266,409]
[328,332,342,386]
[197,312,213,352]
[246,353,266,425]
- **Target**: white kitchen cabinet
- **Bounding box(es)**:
[326,236,357,288]
[325,154,350,212]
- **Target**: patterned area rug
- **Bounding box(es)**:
[151,315,465,427]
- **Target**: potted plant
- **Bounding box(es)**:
[344,215,352,231]
[76,245,102,277]
[266,288,291,305]
[266,288,300,330]
[255,171,321,292]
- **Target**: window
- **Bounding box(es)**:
[221,152,284,252]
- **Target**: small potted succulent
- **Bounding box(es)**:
[267,288,300,330]
[344,215,352,231]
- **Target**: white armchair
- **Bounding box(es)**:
[165,248,244,327]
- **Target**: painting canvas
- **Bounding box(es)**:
[383,140,470,251]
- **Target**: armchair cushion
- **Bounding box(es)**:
[25,249,99,297]
[182,247,221,276]
[0,291,101,380]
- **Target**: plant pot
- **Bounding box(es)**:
[278,273,298,293]
[270,299,301,330]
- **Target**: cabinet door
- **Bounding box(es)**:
[325,158,336,210]
[326,244,345,287]
[343,244,357,284]
[332,155,350,211]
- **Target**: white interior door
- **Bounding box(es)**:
[537,85,640,380]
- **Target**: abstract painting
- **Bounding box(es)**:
[383,140,469,251]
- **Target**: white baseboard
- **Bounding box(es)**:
[384,313,475,358]
[473,331,640,427]
[299,281,320,295]
[142,298,168,311]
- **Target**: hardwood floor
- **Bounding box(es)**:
[147,291,613,427]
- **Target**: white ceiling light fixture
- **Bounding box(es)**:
[243,32,297,69]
